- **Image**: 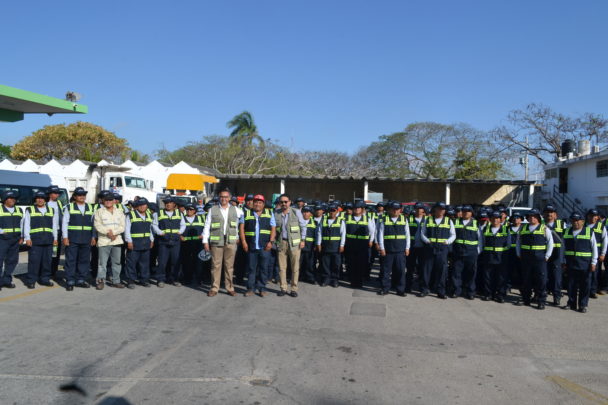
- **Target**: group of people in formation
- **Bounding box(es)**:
[0,185,605,313]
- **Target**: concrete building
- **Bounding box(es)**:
[219,174,536,206]
[542,142,607,214]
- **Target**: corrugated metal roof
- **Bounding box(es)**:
[218,174,536,185]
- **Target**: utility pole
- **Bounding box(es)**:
[524,135,529,182]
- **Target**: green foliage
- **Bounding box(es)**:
[11,122,130,162]
[0,143,11,160]
[227,111,264,146]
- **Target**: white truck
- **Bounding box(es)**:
[103,171,157,204]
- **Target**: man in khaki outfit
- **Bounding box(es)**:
[203,188,243,297]
[93,193,126,289]
[274,194,307,297]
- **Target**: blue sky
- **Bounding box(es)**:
[1,0,607,160]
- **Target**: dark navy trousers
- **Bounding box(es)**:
[0,238,20,286]
[381,252,406,293]
[26,244,53,284]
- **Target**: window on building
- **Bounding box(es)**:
[597,160,608,177]
[545,168,557,179]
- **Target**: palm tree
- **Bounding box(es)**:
[226,111,264,146]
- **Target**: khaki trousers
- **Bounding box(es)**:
[278,240,301,292]
[210,243,237,292]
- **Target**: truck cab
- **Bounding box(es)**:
[105,172,156,203]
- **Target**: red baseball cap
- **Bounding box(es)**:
[253,194,265,202]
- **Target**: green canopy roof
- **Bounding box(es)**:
[0,84,88,122]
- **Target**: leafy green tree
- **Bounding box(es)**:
[0,143,11,160]
[11,122,130,162]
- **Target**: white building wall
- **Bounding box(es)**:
[543,151,608,212]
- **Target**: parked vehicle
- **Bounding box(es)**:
[0,170,68,209]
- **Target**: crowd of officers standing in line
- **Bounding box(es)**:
[0,185,606,313]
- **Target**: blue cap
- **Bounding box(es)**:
[447,208,456,216]
[510,213,523,220]
[433,202,447,210]
[387,201,401,210]
[73,187,87,196]
[455,205,463,212]
[354,201,366,209]
[587,208,599,216]
[543,205,557,213]
[245,194,254,201]
[33,191,47,199]
[47,185,61,194]
[527,209,541,218]
[314,205,324,212]
[570,212,583,221]
[133,197,149,207]
[296,197,305,203]
[328,203,338,211]
[302,206,313,213]
[230,196,238,202]
[490,211,501,218]
[479,211,489,219]
[203,203,213,210]
[344,202,353,209]
[461,205,473,212]
[376,202,385,208]
[185,203,196,210]
[163,196,174,204]
[413,202,425,210]
[2,190,18,200]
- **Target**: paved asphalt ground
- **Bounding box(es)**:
[1,252,608,405]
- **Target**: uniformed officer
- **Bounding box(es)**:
[0,191,23,290]
[46,185,64,279]
[180,203,205,285]
[451,205,481,299]
[543,205,564,306]
[152,197,185,287]
[316,203,345,287]
[345,201,376,289]
[563,212,598,313]
[300,206,318,284]
[507,213,524,292]
[229,196,239,207]
[585,209,607,299]
[377,201,410,296]
[63,187,96,291]
[124,198,154,288]
[479,211,511,302]
[420,202,456,298]
[406,202,426,293]
[369,202,385,281]
[24,191,59,288]
[516,209,554,309]
[240,194,276,297]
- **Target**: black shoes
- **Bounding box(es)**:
[331,281,339,288]
[538,303,545,310]
[418,291,428,298]
[66,285,74,291]
[26,283,35,289]
[579,307,587,313]
[495,296,505,304]
[127,283,135,289]
[4,283,16,289]
[590,293,597,299]
[481,296,491,301]
[277,290,286,297]
[290,291,298,298]
[553,297,561,306]
[448,293,457,299]
[76,281,90,288]
[377,290,389,296]
[397,291,407,297]
[465,294,474,300]
[39,281,54,287]
[438,294,447,300]
[141,282,151,288]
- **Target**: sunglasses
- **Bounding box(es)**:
[279,200,289,204]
